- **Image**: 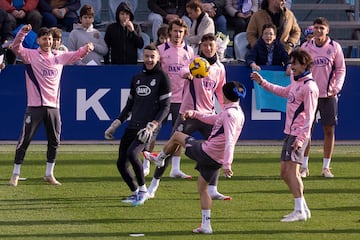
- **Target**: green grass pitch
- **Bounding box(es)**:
[0,143,359,240]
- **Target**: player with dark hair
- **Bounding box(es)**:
[104,44,171,207]
[8,24,93,186]
[251,48,319,222]
[145,81,246,234]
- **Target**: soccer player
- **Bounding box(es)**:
[147,18,195,179]
[301,17,346,178]
[8,24,94,187]
[147,33,229,200]
[104,44,171,207]
[251,48,319,222]
[145,81,245,234]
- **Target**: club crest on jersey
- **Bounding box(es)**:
[150,79,156,86]
[136,85,151,96]
[288,92,295,103]
[25,115,31,124]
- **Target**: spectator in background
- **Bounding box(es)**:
[246,0,300,54]
[67,4,107,65]
[0,8,16,64]
[148,0,191,42]
[104,2,143,64]
[300,25,314,46]
[186,0,215,54]
[201,0,227,34]
[154,24,169,46]
[0,0,43,33]
[246,23,289,73]
[225,0,258,36]
[38,0,80,32]
[51,27,68,51]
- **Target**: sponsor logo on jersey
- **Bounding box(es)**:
[41,67,58,79]
[313,56,330,67]
[136,85,151,96]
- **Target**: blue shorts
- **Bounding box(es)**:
[184,136,222,183]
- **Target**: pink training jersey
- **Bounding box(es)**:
[179,57,225,114]
[262,72,319,145]
[158,41,194,103]
[11,28,90,108]
[192,101,245,170]
[302,37,346,98]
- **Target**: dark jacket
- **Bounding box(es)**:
[148,0,187,18]
[104,2,144,64]
[117,62,171,129]
[246,38,289,67]
[0,8,13,44]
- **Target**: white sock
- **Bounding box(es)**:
[171,156,181,172]
[138,184,147,192]
[143,159,150,169]
[207,185,217,196]
[148,178,160,194]
[202,209,211,227]
[45,162,55,176]
[303,197,310,211]
[13,164,21,175]
[132,188,139,195]
[294,198,305,212]
[323,158,331,169]
[302,156,309,169]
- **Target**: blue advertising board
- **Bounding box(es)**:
[0,64,358,140]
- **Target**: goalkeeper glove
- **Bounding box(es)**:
[137,122,158,143]
[104,119,121,139]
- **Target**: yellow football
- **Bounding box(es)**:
[189,57,210,78]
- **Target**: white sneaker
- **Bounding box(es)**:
[281,211,307,222]
[9,174,19,187]
[131,191,149,207]
[300,168,309,178]
[43,175,62,185]
[169,170,192,179]
[322,168,334,178]
[210,192,232,200]
[143,151,165,168]
[192,224,213,234]
[122,194,138,203]
[283,209,311,219]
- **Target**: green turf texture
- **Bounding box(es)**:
[0,144,359,240]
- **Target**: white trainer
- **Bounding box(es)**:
[169,170,192,179]
[44,175,62,185]
[281,211,307,222]
[131,191,149,207]
[322,168,334,178]
[192,225,213,234]
[143,151,165,168]
[283,209,311,219]
[300,168,309,178]
[210,192,232,200]
[9,174,20,187]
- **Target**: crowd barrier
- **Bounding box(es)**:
[0,64,358,141]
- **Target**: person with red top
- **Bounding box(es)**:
[0,0,42,33]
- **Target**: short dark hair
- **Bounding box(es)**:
[186,0,203,11]
[168,18,188,36]
[313,17,329,28]
[144,43,159,52]
[50,27,62,39]
[262,23,277,35]
[37,27,52,38]
[201,33,216,42]
[80,4,94,17]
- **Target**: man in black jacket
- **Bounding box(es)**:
[104,44,171,207]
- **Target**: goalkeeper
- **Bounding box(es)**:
[104,44,171,207]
